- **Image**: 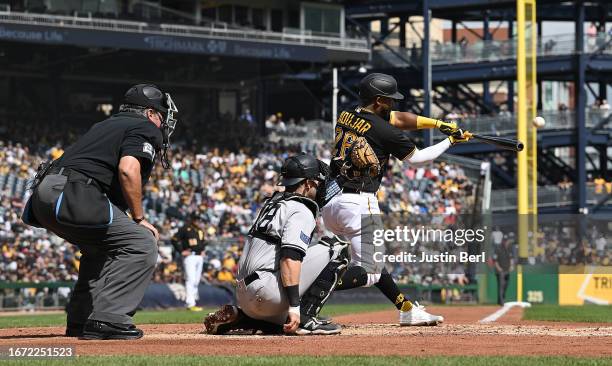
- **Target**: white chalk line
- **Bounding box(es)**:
[479,301,531,323]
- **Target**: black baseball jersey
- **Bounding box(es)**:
[172,224,207,254]
[55,112,163,210]
[332,108,416,192]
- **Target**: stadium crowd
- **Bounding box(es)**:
[0,120,608,303]
[0,128,478,288]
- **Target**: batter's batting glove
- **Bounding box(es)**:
[437,120,459,135]
[448,129,472,145]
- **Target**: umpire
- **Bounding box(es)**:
[22,84,179,340]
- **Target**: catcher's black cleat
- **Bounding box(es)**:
[295,317,341,335]
[81,320,143,340]
[204,305,239,335]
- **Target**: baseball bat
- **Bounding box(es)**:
[466,133,524,152]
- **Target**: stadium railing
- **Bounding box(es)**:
[375,32,612,67]
[432,109,609,140]
[0,11,369,52]
[267,119,333,144]
[490,184,603,211]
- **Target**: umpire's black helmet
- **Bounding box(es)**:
[123,84,169,114]
[277,154,326,186]
[359,73,404,102]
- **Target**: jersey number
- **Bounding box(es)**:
[251,200,280,234]
[333,127,358,159]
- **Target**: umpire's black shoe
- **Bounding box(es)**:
[65,322,84,337]
[81,320,144,340]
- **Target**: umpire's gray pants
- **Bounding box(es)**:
[236,241,342,325]
[31,174,157,325]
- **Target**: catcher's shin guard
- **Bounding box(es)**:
[300,236,349,319]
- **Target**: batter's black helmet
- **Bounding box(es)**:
[123,84,170,114]
[277,154,326,186]
[359,73,404,102]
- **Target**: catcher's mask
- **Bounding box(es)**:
[123,84,179,169]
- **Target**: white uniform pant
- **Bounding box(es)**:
[183,254,204,307]
[236,241,343,325]
[321,192,384,276]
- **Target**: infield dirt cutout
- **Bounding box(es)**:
[1,306,611,357]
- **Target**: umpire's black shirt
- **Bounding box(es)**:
[333,108,416,192]
[55,112,163,210]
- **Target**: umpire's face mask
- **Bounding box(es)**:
[160,93,179,169]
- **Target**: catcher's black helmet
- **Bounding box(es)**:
[358,73,404,102]
[278,154,326,186]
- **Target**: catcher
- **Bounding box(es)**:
[204,153,350,335]
[321,72,471,325]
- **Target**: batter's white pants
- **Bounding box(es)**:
[321,192,384,277]
[183,254,204,307]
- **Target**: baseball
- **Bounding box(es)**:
[533,116,546,128]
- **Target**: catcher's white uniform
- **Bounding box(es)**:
[236,192,344,325]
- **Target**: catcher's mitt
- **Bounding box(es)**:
[342,136,381,179]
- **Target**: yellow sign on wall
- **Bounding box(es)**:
[559,266,612,305]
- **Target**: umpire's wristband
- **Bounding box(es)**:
[284,284,300,307]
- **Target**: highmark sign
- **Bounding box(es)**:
[0,23,348,62]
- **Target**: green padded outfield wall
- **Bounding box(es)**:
[483,264,558,304]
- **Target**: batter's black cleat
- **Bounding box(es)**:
[65,322,84,337]
[81,320,144,340]
[203,305,239,335]
[295,317,342,335]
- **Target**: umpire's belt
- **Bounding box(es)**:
[49,166,113,227]
[49,167,103,191]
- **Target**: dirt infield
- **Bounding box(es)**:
[1,306,610,357]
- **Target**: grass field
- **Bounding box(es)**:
[2,303,611,329]
[523,305,612,323]
[1,304,611,365]
[0,303,391,329]
[1,356,611,366]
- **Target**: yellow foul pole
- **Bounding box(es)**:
[516,0,536,303]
